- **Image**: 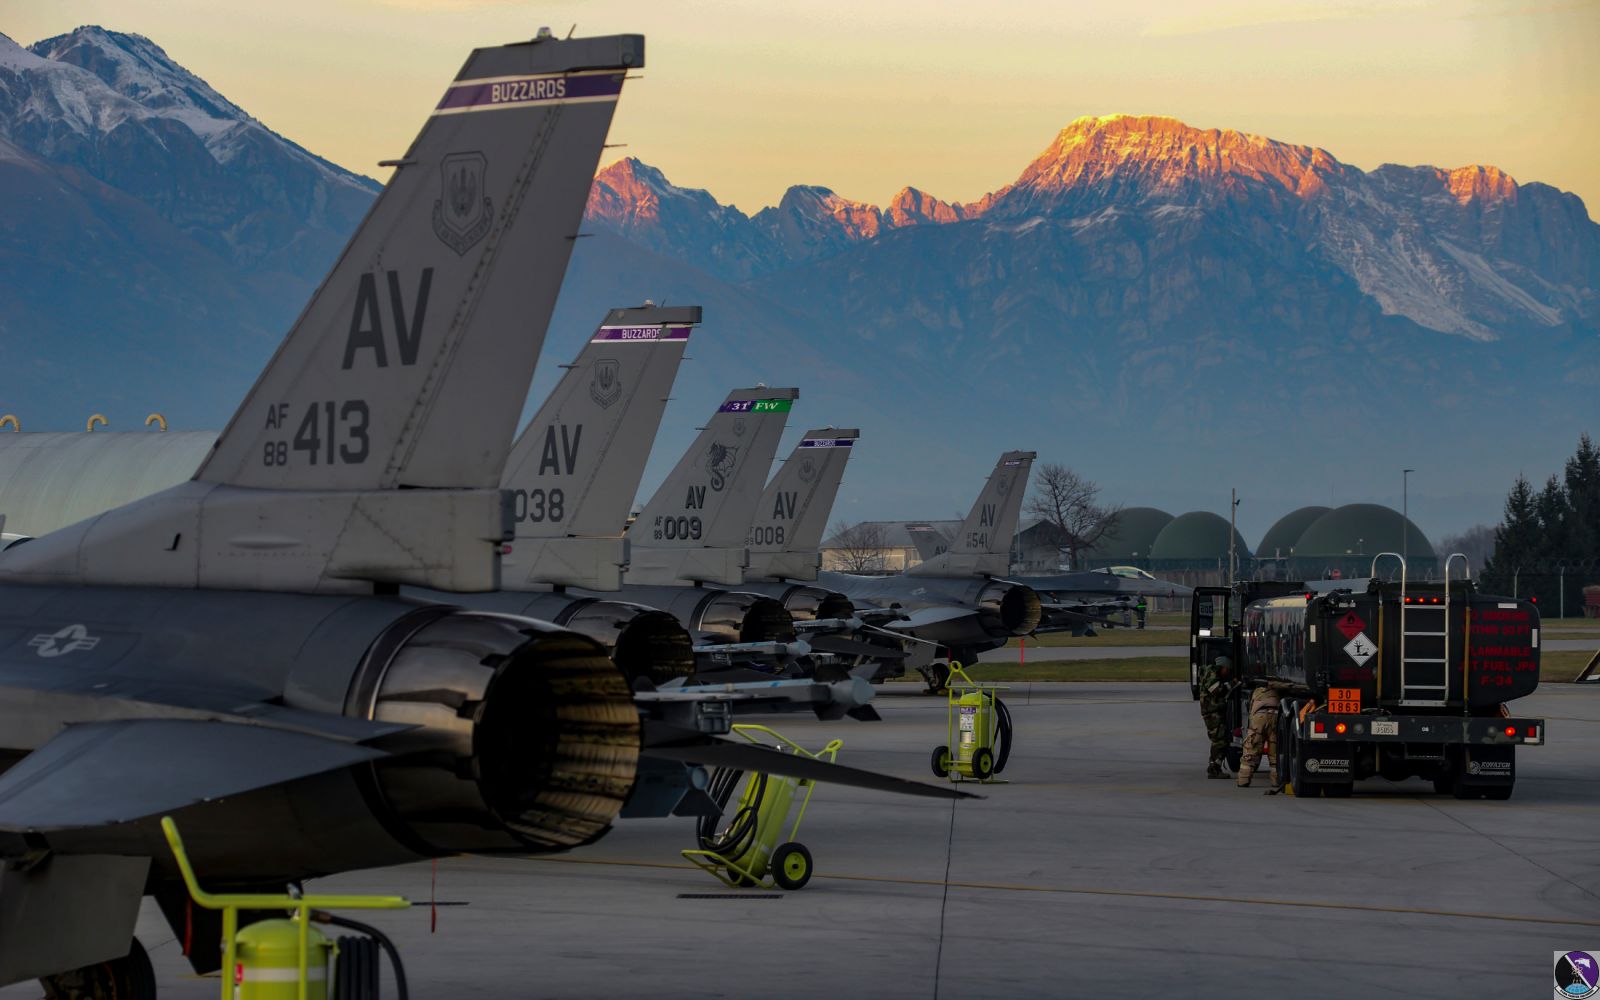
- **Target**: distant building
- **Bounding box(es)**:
[820,519,960,574]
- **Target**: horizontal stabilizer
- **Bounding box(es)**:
[0,719,384,832]
[643,738,976,800]
[888,605,979,631]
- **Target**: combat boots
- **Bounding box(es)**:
[1206,759,1228,779]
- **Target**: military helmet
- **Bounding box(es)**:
[1214,655,1232,671]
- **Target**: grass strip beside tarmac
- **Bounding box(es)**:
[1009,630,1181,649]
[964,657,1187,682]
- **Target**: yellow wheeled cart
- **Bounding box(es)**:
[682,724,842,891]
[930,663,1013,783]
[162,817,410,999]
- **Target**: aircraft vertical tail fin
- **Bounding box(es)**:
[626,387,798,587]
[745,429,858,582]
[906,450,1035,578]
[501,305,697,591]
[0,34,644,593]
[906,523,950,564]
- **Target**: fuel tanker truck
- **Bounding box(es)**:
[1188,558,1544,799]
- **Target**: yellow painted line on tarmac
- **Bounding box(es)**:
[528,857,1600,928]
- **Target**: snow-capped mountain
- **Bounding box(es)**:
[2,27,377,278]
[0,27,381,428]
[581,115,1598,342]
[2,31,1594,530]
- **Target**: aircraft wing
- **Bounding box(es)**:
[643,735,977,800]
[0,719,385,833]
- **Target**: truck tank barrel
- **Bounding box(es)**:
[1234,581,1539,711]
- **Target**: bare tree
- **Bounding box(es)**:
[828,519,888,573]
[1437,524,1496,576]
[1025,463,1121,571]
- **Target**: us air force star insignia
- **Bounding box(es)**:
[590,358,622,408]
[28,624,101,659]
[432,151,492,255]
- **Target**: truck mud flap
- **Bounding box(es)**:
[1295,745,1353,785]
[1453,744,1515,787]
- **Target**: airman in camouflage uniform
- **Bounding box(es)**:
[1237,679,1296,788]
[1198,656,1234,778]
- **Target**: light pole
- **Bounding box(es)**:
[1229,488,1239,587]
[1402,469,1414,569]
[1559,561,1567,620]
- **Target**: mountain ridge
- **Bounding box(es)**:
[2,28,1595,535]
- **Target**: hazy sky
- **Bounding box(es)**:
[3,0,1596,217]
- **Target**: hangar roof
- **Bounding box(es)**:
[1149,510,1252,562]
[0,431,215,537]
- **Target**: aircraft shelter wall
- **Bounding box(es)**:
[0,432,215,537]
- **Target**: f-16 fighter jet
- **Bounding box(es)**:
[0,34,962,995]
[737,429,911,674]
[820,451,1042,691]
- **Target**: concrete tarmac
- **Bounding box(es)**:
[976,638,1597,662]
[17,683,1598,999]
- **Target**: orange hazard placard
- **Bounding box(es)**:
[1327,687,1361,714]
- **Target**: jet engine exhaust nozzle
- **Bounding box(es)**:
[978,582,1043,637]
[352,612,640,856]
[558,603,695,687]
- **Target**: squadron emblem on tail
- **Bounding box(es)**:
[432,151,492,254]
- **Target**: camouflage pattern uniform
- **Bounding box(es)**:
[1237,680,1294,787]
[1198,660,1233,778]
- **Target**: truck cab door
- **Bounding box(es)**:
[1190,586,1235,699]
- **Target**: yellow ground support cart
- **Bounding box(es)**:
[930,663,1012,783]
[162,817,411,999]
[682,724,842,891]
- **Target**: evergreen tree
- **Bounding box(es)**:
[1482,437,1600,614]
[1564,434,1600,561]
[1481,475,1538,596]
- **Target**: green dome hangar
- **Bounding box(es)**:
[1079,507,1174,569]
[1287,503,1436,581]
[1254,506,1330,580]
[1147,511,1253,587]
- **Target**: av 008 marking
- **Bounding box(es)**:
[748,526,786,547]
[261,400,371,467]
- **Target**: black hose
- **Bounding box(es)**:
[320,913,408,1000]
[696,767,768,861]
[994,698,1013,774]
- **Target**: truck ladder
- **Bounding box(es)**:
[1373,552,1447,706]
